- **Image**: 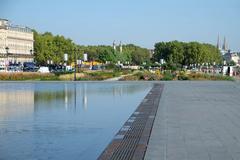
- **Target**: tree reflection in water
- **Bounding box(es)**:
[33,82,152,112]
[0,82,152,160]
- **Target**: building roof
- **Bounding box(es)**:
[0,18,32,33]
[0,18,9,21]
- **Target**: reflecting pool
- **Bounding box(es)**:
[0,82,152,160]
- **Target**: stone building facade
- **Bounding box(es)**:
[0,19,34,66]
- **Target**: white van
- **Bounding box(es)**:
[38,67,50,73]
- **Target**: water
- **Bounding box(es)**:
[0,82,152,160]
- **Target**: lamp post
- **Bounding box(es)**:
[74,48,78,81]
[30,49,33,63]
[5,47,9,68]
[64,49,78,81]
[5,46,9,57]
[5,46,9,54]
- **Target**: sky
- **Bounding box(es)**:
[1,0,240,51]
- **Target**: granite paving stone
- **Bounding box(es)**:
[145,81,240,160]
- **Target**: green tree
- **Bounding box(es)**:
[153,41,222,67]
[34,31,151,66]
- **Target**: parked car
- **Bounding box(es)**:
[7,63,23,72]
[0,65,6,72]
[49,65,65,73]
[7,66,21,72]
[91,65,102,70]
[23,62,38,72]
[38,67,50,73]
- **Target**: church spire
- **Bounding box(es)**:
[217,34,220,49]
[222,36,227,51]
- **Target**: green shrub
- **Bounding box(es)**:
[161,71,175,81]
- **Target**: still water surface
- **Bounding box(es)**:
[0,82,152,160]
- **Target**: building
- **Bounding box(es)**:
[112,40,123,53]
[217,35,228,55]
[216,35,240,65]
[0,19,34,66]
[224,50,240,66]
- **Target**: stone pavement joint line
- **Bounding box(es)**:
[98,83,164,160]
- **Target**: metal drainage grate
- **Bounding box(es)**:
[98,84,164,160]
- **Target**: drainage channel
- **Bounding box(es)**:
[98,83,164,160]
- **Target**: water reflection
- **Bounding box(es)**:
[65,83,69,110]
[0,83,152,117]
[0,82,152,160]
[83,83,87,110]
[0,84,34,118]
[29,83,150,113]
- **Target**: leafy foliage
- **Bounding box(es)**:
[153,41,222,66]
[34,31,150,65]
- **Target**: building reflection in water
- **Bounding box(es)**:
[0,88,34,118]
[0,82,153,160]
[0,83,152,118]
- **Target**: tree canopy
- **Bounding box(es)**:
[33,31,150,65]
[34,31,222,67]
[153,41,222,66]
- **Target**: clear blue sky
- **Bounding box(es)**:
[1,0,240,51]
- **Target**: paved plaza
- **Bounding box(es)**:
[145,81,240,160]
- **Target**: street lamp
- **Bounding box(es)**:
[64,49,78,81]
[5,47,9,66]
[30,49,33,63]
[5,47,9,55]
[74,48,78,81]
